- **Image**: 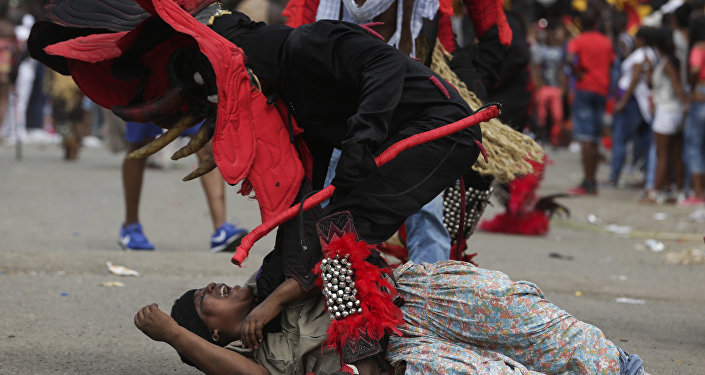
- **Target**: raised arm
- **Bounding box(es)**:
[134,304,268,375]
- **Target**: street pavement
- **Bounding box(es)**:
[0,142,703,374]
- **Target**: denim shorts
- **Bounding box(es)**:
[124,121,200,144]
[684,100,705,174]
[572,90,607,142]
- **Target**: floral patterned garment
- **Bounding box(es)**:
[387,261,621,375]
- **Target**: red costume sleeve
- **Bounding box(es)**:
[282,0,320,28]
[463,0,512,46]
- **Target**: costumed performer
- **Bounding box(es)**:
[286,0,545,261]
[29,0,483,370]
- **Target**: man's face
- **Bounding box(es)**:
[194,282,254,339]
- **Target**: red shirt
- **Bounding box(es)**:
[568,31,615,96]
[690,46,705,83]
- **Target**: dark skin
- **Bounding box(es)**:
[369,0,413,56]
[123,139,227,230]
[239,278,318,350]
[647,55,687,196]
[343,0,414,56]
[134,279,319,374]
[135,283,266,375]
[614,36,648,113]
[566,25,613,187]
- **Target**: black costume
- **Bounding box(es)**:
[210,17,482,299]
[29,4,483,364]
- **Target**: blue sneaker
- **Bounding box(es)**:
[119,222,155,251]
[210,223,248,253]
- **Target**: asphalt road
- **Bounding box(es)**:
[1,143,703,374]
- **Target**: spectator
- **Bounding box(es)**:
[608,26,658,188]
[682,15,705,205]
[642,27,687,204]
[487,10,532,132]
[532,22,567,146]
[120,123,248,251]
[46,70,87,160]
[670,3,693,89]
[566,8,615,195]
[1,14,38,146]
[0,3,15,144]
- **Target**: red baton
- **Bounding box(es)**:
[232,105,499,265]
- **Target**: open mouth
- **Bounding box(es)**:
[220,284,228,298]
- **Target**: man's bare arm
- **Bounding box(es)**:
[135,304,268,375]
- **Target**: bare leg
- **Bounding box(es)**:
[581,141,599,185]
[123,139,152,225]
[196,140,226,230]
[66,106,90,161]
[670,133,685,191]
[652,132,669,192]
[693,173,705,199]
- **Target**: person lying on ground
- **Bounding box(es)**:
[135,252,650,375]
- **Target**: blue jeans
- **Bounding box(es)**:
[125,121,201,143]
[572,90,606,143]
[684,100,705,174]
[323,149,450,263]
[609,96,644,183]
[644,142,657,190]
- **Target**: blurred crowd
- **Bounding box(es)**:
[2,0,705,208]
[525,0,705,206]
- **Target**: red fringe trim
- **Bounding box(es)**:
[314,234,404,352]
[474,140,489,163]
[479,210,549,235]
[508,156,545,214]
[429,76,450,99]
[437,13,456,53]
[359,24,384,40]
[282,0,319,27]
[237,178,253,196]
[479,155,551,236]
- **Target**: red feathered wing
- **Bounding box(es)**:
[42,0,304,223]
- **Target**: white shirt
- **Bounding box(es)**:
[618,46,657,123]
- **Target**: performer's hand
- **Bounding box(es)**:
[240,298,283,350]
[134,303,180,343]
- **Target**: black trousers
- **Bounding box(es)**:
[256,123,481,300]
[324,124,482,244]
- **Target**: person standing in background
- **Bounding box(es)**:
[120,123,249,252]
[682,15,705,206]
[0,2,15,144]
[0,14,37,146]
[532,22,567,146]
[566,7,615,195]
[608,27,657,189]
[642,27,687,204]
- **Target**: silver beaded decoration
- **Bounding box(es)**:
[442,181,494,244]
[320,254,362,320]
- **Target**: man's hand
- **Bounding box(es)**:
[134,303,181,343]
[240,298,283,350]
